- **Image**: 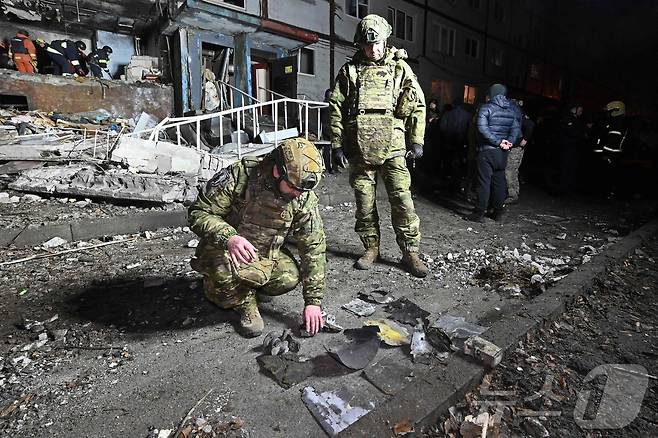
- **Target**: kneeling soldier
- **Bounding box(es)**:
[189,138,327,337]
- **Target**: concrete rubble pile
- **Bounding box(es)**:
[0,108,201,204]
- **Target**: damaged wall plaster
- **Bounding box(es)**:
[0,70,173,120]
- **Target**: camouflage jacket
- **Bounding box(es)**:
[188,157,327,306]
[329,47,426,161]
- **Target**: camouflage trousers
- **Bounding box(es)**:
[505,147,525,201]
[349,156,420,252]
[191,246,300,309]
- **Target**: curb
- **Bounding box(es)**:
[0,190,356,248]
[2,210,188,248]
[340,218,658,436]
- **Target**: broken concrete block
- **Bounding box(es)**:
[257,127,300,144]
[463,336,503,368]
[111,137,202,176]
[43,236,67,248]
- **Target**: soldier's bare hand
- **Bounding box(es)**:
[227,235,258,266]
[303,305,324,335]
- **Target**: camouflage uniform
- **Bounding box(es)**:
[329,46,426,252]
[188,156,326,309]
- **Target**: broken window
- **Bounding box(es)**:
[299,48,315,76]
[346,0,368,19]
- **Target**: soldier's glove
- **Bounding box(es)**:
[410,143,424,159]
[332,147,348,169]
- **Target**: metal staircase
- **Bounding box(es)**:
[126,82,328,180]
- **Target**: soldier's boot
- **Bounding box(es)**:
[233,295,264,338]
[401,251,428,278]
[354,247,380,270]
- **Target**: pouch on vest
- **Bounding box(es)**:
[395,85,417,118]
[356,113,394,165]
[230,255,275,288]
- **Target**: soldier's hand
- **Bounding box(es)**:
[303,305,324,335]
[410,143,424,159]
[227,235,258,266]
[332,147,348,169]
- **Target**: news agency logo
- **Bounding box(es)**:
[574,364,650,429]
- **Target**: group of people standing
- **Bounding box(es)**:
[0,30,113,78]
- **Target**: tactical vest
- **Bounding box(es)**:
[352,62,398,165]
[10,37,28,54]
[237,163,296,258]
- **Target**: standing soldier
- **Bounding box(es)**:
[188,138,327,338]
[88,45,112,78]
[10,30,37,73]
[329,14,428,278]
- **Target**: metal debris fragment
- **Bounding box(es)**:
[302,386,371,437]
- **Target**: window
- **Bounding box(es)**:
[530,63,540,79]
[493,1,504,22]
[463,85,477,104]
[465,37,479,58]
[299,48,314,75]
[220,0,244,7]
[468,0,480,9]
[387,7,414,41]
[491,47,503,66]
[347,0,368,19]
[432,24,455,57]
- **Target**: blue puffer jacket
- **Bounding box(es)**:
[476,95,521,151]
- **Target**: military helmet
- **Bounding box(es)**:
[274,137,323,191]
[605,100,626,117]
[353,14,392,45]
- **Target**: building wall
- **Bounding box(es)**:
[0,69,174,120]
[268,0,329,34]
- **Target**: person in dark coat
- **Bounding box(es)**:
[554,103,586,195]
[46,40,86,75]
[439,100,472,190]
[0,38,12,69]
[467,83,520,222]
[88,45,112,78]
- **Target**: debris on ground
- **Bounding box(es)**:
[384,297,430,326]
[429,237,658,438]
[410,320,433,362]
[326,327,380,370]
[302,386,372,437]
[257,353,313,389]
[357,289,395,304]
[427,315,488,351]
[262,329,301,356]
[463,336,503,368]
[341,298,376,317]
[363,319,410,346]
[392,418,414,436]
